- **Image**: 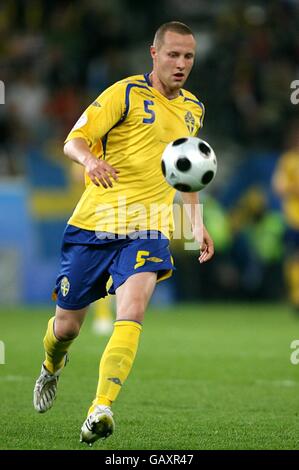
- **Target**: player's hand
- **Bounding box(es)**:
[85,156,119,188]
[197,226,214,264]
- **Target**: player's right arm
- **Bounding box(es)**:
[64,138,119,188]
[64,81,126,188]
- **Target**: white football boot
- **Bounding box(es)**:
[33,358,67,413]
[80,405,115,446]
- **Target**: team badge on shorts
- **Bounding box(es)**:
[60,276,70,297]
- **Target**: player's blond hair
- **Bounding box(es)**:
[153,21,194,49]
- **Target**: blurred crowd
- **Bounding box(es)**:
[0,0,299,304]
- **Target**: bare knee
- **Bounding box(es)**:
[117,297,146,323]
[54,306,87,341]
[54,318,80,340]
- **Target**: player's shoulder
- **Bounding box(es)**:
[96,75,147,101]
[104,75,150,98]
[116,74,149,87]
[181,88,205,110]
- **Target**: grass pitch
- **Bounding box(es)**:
[0,303,298,450]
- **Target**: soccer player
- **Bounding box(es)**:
[33,21,214,445]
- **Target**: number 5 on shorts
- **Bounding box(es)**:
[134,250,150,269]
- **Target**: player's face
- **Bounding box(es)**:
[151,31,196,93]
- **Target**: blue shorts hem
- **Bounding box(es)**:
[56,295,106,310]
[108,266,174,294]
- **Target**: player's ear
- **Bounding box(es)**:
[150,45,156,59]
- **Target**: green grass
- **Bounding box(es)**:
[0,303,299,450]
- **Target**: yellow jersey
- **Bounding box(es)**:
[65,73,205,238]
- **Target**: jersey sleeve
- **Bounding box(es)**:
[65,81,126,150]
[193,102,205,136]
[198,103,205,131]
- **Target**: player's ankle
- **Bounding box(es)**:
[88,397,112,414]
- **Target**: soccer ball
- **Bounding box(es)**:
[161,136,217,192]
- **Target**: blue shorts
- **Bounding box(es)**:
[53,225,174,310]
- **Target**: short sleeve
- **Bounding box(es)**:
[65,82,126,147]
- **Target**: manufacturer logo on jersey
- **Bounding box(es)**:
[60,277,70,297]
[185,111,195,133]
[147,257,163,263]
[92,100,101,107]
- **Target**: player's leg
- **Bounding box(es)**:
[93,271,157,405]
[80,232,173,444]
[285,254,299,310]
[33,224,115,414]
[44,305,88,372]
[33,305,88,413]
[80,272,157,445]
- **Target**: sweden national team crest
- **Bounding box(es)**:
[184,111,195,134]
[61,276,70,297]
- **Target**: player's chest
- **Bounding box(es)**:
[126,92,197,138]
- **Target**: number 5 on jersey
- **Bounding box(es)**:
[143,100,155,124]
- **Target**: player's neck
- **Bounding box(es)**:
[149,72,180,100]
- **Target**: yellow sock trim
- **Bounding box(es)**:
[88,396,112,414]
[43,317,74,374]
[91,320,142,411]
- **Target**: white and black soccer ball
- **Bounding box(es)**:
[161,137,217,192]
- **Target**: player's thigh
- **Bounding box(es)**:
[54,305,89,340]
[115,272,157,323]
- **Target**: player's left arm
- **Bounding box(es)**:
[180,191,214,263]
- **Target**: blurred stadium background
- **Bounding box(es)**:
[0,0,298,306]
[1,0,299,451]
